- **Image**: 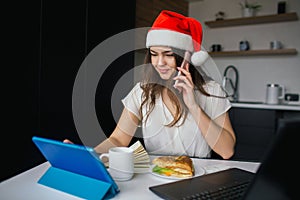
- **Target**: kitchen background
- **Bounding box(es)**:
[190,0,300,103]
[134,0,300,103]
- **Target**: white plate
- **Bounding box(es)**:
[150,165,205,180]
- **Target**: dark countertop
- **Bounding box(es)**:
[231,101,300,111]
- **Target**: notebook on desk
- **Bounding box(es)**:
[149,118,299,200]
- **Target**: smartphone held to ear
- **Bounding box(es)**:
[174,51,191,86]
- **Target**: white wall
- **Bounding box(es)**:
[189,0,300,102]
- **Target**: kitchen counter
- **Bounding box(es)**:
[231,101,300,111]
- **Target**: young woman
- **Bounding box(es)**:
[66,10,236,159]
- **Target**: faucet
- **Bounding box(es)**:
[222,65,239,102]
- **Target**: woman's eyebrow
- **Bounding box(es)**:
[150,50,173,54]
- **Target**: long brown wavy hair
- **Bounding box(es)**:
[138,48,213,127]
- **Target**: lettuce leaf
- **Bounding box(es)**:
[152,165,174,176]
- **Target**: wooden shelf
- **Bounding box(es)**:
[205,12,298,28]
[208,48,298,57]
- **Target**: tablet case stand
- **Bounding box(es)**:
[38,166,116,200]
[32,136,119,200]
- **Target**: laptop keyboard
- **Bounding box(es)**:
[181,181,250,200]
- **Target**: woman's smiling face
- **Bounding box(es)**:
[150,46,178,80]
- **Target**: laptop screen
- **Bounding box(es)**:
[243,118,299,200]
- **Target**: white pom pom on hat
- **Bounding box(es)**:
[191,50,209,66]
[146,10,209,66]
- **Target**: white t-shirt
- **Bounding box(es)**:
[121,81,231,158]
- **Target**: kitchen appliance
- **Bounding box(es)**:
[284,93,300,105]
[266,83,285,104]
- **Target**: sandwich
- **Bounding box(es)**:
[152,155,194,178]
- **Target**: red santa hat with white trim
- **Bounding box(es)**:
[146,10,209,66]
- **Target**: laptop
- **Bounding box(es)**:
[149,118,299,200]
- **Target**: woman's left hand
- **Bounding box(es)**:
[173,66,197,110]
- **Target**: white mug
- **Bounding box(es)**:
[266,84,285,104]
[100,147,134,181]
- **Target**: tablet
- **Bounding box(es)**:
[32,136,119,196]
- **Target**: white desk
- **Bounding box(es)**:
[0,157,260,200]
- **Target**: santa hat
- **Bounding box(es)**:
[146,10,209,66]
